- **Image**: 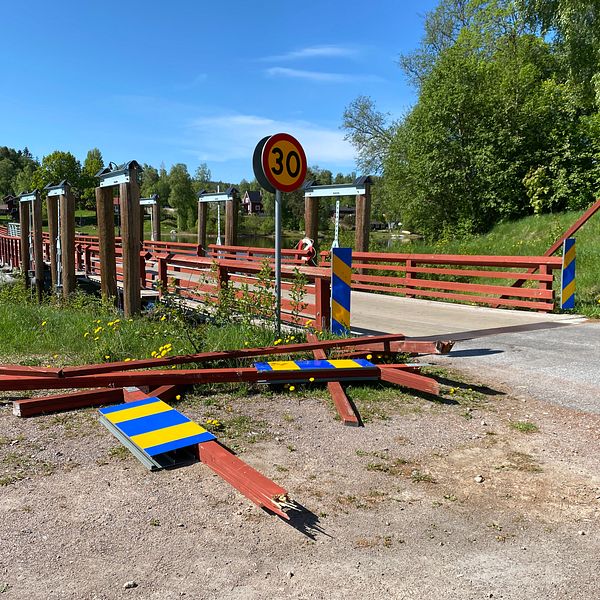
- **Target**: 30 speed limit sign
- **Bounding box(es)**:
[253,133,307,193]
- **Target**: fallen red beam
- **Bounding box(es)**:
[59,333,409,378]
[0,365,380,392]
[0,365,61,378]
[307,332,359,426]
[13,387,123,418]
[123,387,290,519]
[379,367,439,395]
[336,340,454,355]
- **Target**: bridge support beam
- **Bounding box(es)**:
[46,194,58,291]
[96,186,117,303]
[119,163,142,317]
[197,201,207,253]
[59,184,76,298]
[151,201,161,242]
[304,195,319,249]
[225,192,239,246]
[354,181,371,253]
[18,199,31,287]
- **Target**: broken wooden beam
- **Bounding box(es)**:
[13,387,123,417]
[378,366,439,395]
[59,333,409,378]
[306,332,359,426]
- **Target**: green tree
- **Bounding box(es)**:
[192,162,212,194]
[168,163,196,230]
[80,148,104,209]
[31,151,82,196]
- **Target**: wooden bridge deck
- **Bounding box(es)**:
[350,290,585,337]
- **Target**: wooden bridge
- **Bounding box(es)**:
[1,223,580,333]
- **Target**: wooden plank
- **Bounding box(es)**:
[307,333,359,426]
[378,367,439,395]
[95,185,117,301]
[32,192,44,302]
[13,387,123,417]
[0,365,61,378]
[60,186,76,297]
[60,333,409,378]
[0,365,382,392]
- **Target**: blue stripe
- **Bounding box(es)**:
[354,359,375,368]
[564,238,575,253]
[115,409,189,437]
[332,275,351,311]
[332,247,352,268]
[99,396,159,415]
[254,362,273,372]
[294,360,334,370]
[144,432,216,456]
[562,261,575,284]
[331,319,350,335]
[562,294,575,309]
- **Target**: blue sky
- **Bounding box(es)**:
[1,0,438,182]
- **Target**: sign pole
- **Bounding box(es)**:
[275,189,282,335]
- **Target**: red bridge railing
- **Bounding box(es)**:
[321,250,561,312]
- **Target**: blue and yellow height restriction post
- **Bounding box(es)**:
[561,237,576,310]
[331,247,352,334]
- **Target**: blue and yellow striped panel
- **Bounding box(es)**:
[99,397,215,456]
[255,358,374,373]
[561,237,576,310]
[331,247,352,335]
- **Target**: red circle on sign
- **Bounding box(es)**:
[261,133,307,193]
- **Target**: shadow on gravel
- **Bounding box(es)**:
[434,376,505,396]
[447,348,504,358]
[280,502,331,540]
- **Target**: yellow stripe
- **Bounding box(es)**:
[267,361,301,371]
[105,400,172,424]
[328,359,362,369]
[332,299,350,328]
[564,246,576,267]
[130,421,207,450]
[332,254,352,285]
[562,280,576,301]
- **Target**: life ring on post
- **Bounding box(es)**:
[296,237,316,265]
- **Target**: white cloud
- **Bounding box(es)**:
[187,113,355,165]
[265,67,383,84]
[264,45,359,62]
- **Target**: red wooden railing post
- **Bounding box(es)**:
[405,258,414,297]
[315,275,331,331]
[84,245,92,275]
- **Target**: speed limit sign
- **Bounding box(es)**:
[253,133,307,193]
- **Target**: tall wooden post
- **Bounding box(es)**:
[119,163,141,316]
[225,192,238,246]
[96,186,117,302]
[304,195,319,245]
[151,201,161,241]
[31,191,44,302]
[355,182,371,253]
[47,194,59,291]
[18,199,31,285]
[60,184,76,298]
[197,201,207,252]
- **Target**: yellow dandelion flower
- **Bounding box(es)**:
[309,377,315,382]
[160,315,166,321]
[114,319,121,324]
[94,336,99,341]
[107,321,114,327]
[289,385,296,392]
[104,355,110,360]
[124,358,131,362]
[53,354,58,359]
[151,351,157,357]
[41,321,47,327]
[366,354,372,360]
[83,332,89,338]
[305,319,313,326]
[175,394,181,401]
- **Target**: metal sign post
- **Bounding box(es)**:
[331,199,340,249]
[253,133,307,335]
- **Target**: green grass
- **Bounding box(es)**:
[508,420,539,434]
[386,209,600,318]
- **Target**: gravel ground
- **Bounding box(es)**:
[1,372,599,600]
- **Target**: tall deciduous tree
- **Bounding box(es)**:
[81,148,104,209]
[168,163,196,230]
[32,151,82,196]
